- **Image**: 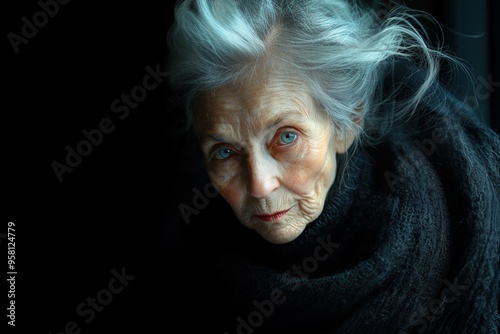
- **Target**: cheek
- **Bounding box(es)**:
[211,178,244,209]
[283,139,336,194]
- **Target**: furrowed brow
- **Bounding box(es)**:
[266,112,308,131]
[200,133,227,144]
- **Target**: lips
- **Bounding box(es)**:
[254,207,292,222]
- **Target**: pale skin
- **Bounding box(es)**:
[194,71,355,244]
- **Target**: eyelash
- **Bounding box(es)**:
[209,129,299,163]
[208,144,238,164]
[277,131,298,146]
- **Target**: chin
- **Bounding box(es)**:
[255,223,307,244]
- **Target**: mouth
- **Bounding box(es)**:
[254,207,293,222]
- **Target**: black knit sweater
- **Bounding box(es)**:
[179,88,500,333]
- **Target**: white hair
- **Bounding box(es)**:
[166,0,474,146]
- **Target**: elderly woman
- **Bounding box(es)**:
[165,0,500,333]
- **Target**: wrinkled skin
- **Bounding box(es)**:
[194,72,354,244]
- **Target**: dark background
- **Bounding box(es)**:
[3,1,499,333]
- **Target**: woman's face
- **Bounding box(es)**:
[194,73,352,244]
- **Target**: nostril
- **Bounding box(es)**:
[247,172,280,199]
[245,152,280,199]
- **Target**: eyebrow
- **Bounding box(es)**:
[200,112,308,144]
[201,134,227,143]
[266,112,308,131]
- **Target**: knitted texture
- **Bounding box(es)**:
[185,100,500,333]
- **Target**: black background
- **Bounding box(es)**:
[5,1,182,333]
[3,1,499,333]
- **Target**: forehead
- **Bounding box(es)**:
[194,74,316,134]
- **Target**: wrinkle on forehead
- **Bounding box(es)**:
[194,71,317,141]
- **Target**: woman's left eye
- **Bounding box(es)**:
[279,132,298,145]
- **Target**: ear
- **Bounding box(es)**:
[334,104,363,154]
[334,131,356,154]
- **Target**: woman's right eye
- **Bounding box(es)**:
[213,148,234,160]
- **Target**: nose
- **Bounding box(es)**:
[246,153,280,199]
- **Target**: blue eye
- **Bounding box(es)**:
[279,132,297,145]
[214,148,234,160]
